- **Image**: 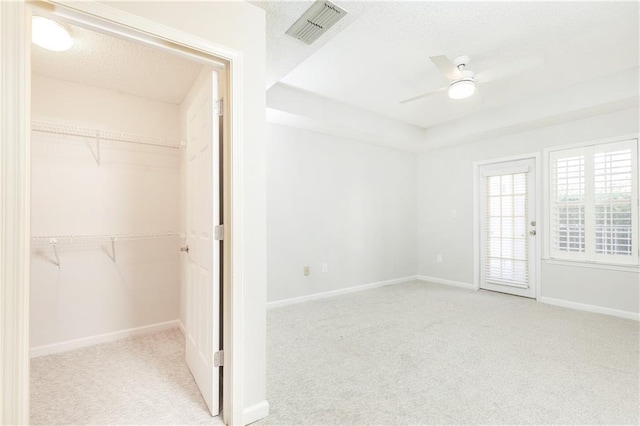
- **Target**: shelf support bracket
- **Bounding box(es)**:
[50,238,61,269]
[109,237,116,263]
[96,130,101,166]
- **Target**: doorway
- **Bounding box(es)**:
[28,14,224,424]
[476,156,539,298]
[0,2,255,423]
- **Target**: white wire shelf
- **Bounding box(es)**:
[32,120,183,150]
[31,233,185,269]
[31,233,185,245]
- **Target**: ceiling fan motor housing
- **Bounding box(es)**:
[452,56,475,83]
[452,55,470,69]
[458,69,474,81]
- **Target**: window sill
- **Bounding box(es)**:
[543,258,640,273]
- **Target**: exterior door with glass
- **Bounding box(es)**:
[479,158,537,298]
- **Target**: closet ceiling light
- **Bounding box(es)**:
[32,16,74,52]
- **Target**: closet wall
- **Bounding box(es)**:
[30,74,183,353]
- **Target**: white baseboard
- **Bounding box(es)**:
[538,297,639,321]
[30,319,180,358]
[177,320,186,335]
[416,275,476,290]
[243,400,270,425]
[415,275,638,320]
[267,276,419,309]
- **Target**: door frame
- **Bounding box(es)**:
[0,1,245,424]
[473,152,542,299]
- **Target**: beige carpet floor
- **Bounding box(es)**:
[30,328,223,425]
[260,281,639,425]
[31,281,640,425]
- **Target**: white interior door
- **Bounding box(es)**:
[185,70,221,416]
[479,158,537,298]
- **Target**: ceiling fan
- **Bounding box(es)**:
[400,54,544,104]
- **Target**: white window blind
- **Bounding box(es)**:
[551,154,585,256]
[485,172,529,287]
[594,149,633,256]
[549,139,638,265]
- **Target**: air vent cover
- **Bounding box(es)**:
[285,1,347,45]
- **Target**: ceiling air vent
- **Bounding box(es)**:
[285,1,347,45]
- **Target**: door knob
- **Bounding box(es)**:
[180,245,189,253]
[529,230,537,236]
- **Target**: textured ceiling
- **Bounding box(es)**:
[251,0,372,88]
[32,23,203,104]
[269,1,639,129]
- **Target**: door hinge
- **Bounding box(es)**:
[216,99,224,117]
[214,224,224,241]
[214,350,224,367]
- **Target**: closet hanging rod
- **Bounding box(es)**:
[31,232,185,245]
[31,120,184,149]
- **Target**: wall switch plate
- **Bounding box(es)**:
[451,210,457,218]
[437,255,443,263]
[303,266,310,276]
[322,263,328,273]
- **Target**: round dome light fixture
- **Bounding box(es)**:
[32,16,73,52]
[448,79,476,100]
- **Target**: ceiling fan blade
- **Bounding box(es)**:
[475,54,544,83]
[399,87,446,104]
[430,55,464,80]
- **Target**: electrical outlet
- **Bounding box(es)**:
[322,263,328,273]
[437,254,443,263]
[303,266,310,276]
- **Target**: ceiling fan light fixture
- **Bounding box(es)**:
[32,16,73,52]
[448,79,476,99]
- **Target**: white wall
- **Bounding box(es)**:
[267,107,639,316]
[102,1,269,419]
[30,75,182,348]
[417,107,640,314]
[267,83,425,152]
[267,123,418,302]
[32,74,180,139]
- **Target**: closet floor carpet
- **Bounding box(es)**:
[30,328,223,425]
[260,280,639,425]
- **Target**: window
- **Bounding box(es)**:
[548,139,639,265]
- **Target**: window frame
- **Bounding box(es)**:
[543,135,640,267]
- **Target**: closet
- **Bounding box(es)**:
[29,20,222,424]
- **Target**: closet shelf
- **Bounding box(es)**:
[32,233,185,269]
[31,120,184,150]
[31,233,185,245]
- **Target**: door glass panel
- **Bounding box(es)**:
[484,171,529,286]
